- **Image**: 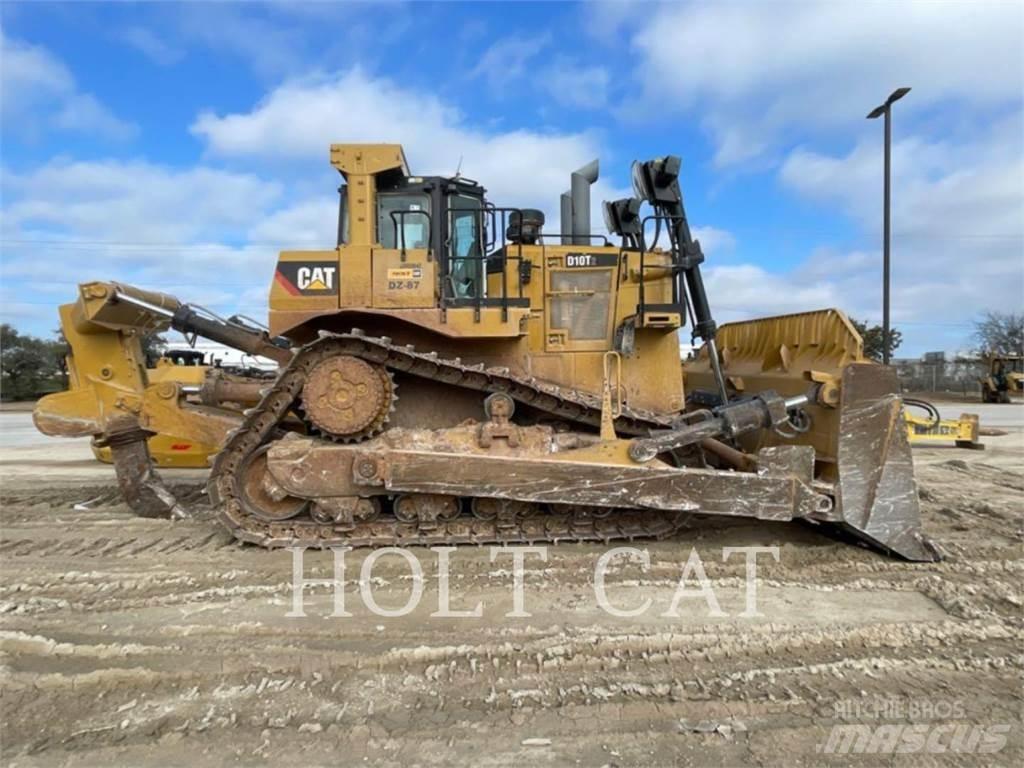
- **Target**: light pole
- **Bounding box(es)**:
[867,87,910,366]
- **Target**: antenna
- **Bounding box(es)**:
[454,155,463,178]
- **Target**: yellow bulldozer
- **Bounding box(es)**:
[33,144,935,560]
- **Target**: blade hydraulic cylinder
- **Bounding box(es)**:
[629,392,808,462]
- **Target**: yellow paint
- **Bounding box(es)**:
[684,309,865,465]
[329,144,408,247]
[42,145,873,477]
[92,431,216,468]
[34,287,243,467]
[372,249,435,308]
[263,144,692,411]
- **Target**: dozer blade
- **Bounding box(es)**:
[682,310,937,561]
[830,363,938,561]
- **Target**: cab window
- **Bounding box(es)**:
[377,193,431,249]
[448,195,483,299]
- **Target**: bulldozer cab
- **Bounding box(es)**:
[271,145,532,337]
[337,164,489,302]
[334,152,555,318]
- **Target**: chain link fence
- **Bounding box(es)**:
[893,354,987,396]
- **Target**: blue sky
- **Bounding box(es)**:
[1,1,1021,356]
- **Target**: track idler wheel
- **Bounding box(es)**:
[236,445,309,522]
[550,503,613,520]
[301,355,395,441]
[471,498,539,526]
[394,494,461,528]
[311,497,381,528]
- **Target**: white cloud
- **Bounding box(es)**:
[0,27,71,98]
[119,26,184,66]
[173,3,307,78]
[3,159,281,244]
[691,226,735,256]
[541,58,609,110]
[627,1,1024,165]
[247,197,338,247]
[1,66,620,335]
[184,2,415,79]
[613,0,1024,351]
[771,114,1024,350]
[471,37,609,110]
[471,33,551,87]
[190,69,606,224]
[583,0,635,44]
[0,159,287,329]
[704,263,839,321]
[53,94,138,141]
[682,110,1023,355]
[780,117,1024,241]
[0,28,137,141]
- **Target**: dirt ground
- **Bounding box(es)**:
[1,414,1021,766]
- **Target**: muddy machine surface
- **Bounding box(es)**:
[34,144,935,560]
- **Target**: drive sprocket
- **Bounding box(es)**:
[300,355,395,441]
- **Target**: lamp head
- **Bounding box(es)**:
[602,197,643,238]
[630,156,683,206]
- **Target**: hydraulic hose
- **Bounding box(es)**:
[903,397,941,429]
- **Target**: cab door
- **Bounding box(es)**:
[372,192,436,308]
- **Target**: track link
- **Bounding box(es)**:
[208,332,685,548]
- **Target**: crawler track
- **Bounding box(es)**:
[208,332,685,548]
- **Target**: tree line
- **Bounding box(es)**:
[0,325,69,401]
[0,324,167,401]
[852,311,1021,362]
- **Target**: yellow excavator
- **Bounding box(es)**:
[34,144,936,560]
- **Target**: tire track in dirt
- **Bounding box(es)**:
[2,447,1022,766]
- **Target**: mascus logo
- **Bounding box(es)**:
[275,262,339,296]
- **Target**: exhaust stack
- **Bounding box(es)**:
[560,192,573,245]
[561,160,600,245]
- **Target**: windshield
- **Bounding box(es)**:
[377,193,431,249]
[448,195,483,299]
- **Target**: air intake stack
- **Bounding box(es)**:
[560,160,600,245]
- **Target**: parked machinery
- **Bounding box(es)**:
[34,145,935,560]
[903,398,983,449]
[980,355,1024,403]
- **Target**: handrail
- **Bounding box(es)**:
[448,205,528,322]
[636,213,688,322]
